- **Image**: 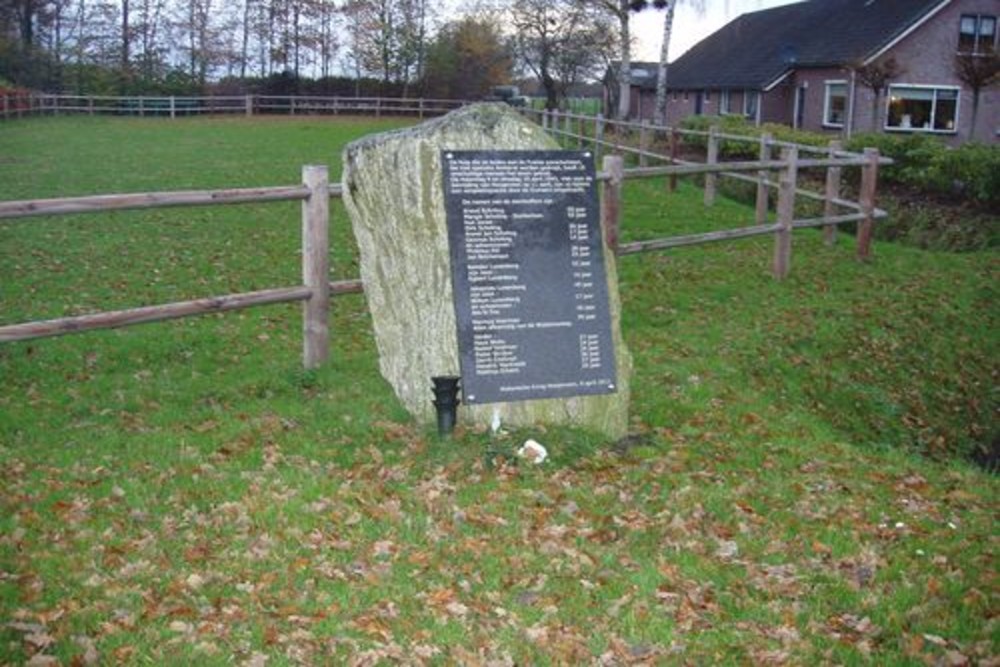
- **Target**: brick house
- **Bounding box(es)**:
[612,0,998,144]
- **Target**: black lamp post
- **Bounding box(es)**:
[431,376,461,438]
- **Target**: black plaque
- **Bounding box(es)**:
[442,150,618,405]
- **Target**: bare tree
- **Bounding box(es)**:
[650,0,706,125]
[132,0,167,79]
[173,0,229,84]
[852,56,903,132]
[512,0,616,110]
[315,0,338,79]
[397,0,432,95]
[341,0,368,91]
[589,0,665,120]
[954,51,999,141]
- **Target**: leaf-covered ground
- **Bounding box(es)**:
[0,117,996,665]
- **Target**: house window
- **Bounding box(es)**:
[959,14,997,54]
[743,90,759,119]
[823,81,848,127]
[886,85,959,133]
[720,90,731,114]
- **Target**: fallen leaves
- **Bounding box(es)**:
[1,406,996,665]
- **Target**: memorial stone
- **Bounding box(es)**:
[341,103,631,438]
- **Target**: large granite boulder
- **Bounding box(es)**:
[341,103,631,438]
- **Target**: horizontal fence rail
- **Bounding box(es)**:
[2,108,889,362]
[0,93,470,120]
[0,185,310,219]
[525,107,889,273]
[0,165,358,369]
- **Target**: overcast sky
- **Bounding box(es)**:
[631,0,801,62]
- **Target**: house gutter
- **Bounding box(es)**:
[763,70,792,93]
[863,0,952,65]
[846,69,857,139]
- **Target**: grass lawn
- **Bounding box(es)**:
[0,115,996,664]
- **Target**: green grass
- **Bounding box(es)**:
[1,116,997,665]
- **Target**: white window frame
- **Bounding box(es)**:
[720,89,731,114]
[885,84,961,134]
[743,89,759,118]
[959,14,997,54]
[823,80,848,128]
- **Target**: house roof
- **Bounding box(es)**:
[654,0,949,91]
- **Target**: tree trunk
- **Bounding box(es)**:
[121,0,130,74]
[969,91,980,142]
[292,2,300,77]
[240,0,251,79]
[653,0,675,126]
[616,0,631,120]
[20,0,35,48]
[871,90,879,131]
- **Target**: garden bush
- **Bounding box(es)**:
[847,132,1000,208]
[674,119,999,251]
[680,115,828,158]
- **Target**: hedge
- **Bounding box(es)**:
[679,116,999,208]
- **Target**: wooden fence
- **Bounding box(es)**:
[525,107,890,274]
[0,93,469,120]
[0,109,891,365]
[0,166,363,367]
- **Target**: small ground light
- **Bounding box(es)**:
[431,376,461,438]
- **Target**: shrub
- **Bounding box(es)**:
[932,142,1000,206]
[681,115,832,159]
[847,133,1000,207]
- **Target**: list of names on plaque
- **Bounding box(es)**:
[442,150,617,405]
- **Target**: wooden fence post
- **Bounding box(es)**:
[823,140,843,246]
[577,114,584,149]
[601,155,624,255]
[704,125,719,207]
[139,96,145,117]
[552,109,560,141]
[302,165,330,369]
[245,94,253,117]
[755,132,772,224]
[773,146,798,280]
[856,147,879,262]
[88,97,94,116]
[668,128,680,192]
[419,99,425,120]
[169,96,176,119]
[563,109,571,142]
[639,120,650,168]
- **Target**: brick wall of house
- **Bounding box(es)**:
[647,0,998,143]
[761,84,793,126]
[777,0,999,144]
[878,0,999,143]
[788,68,853,136]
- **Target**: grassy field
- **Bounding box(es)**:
[0,116,996,665]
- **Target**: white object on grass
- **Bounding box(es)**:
[517,439,548,464]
